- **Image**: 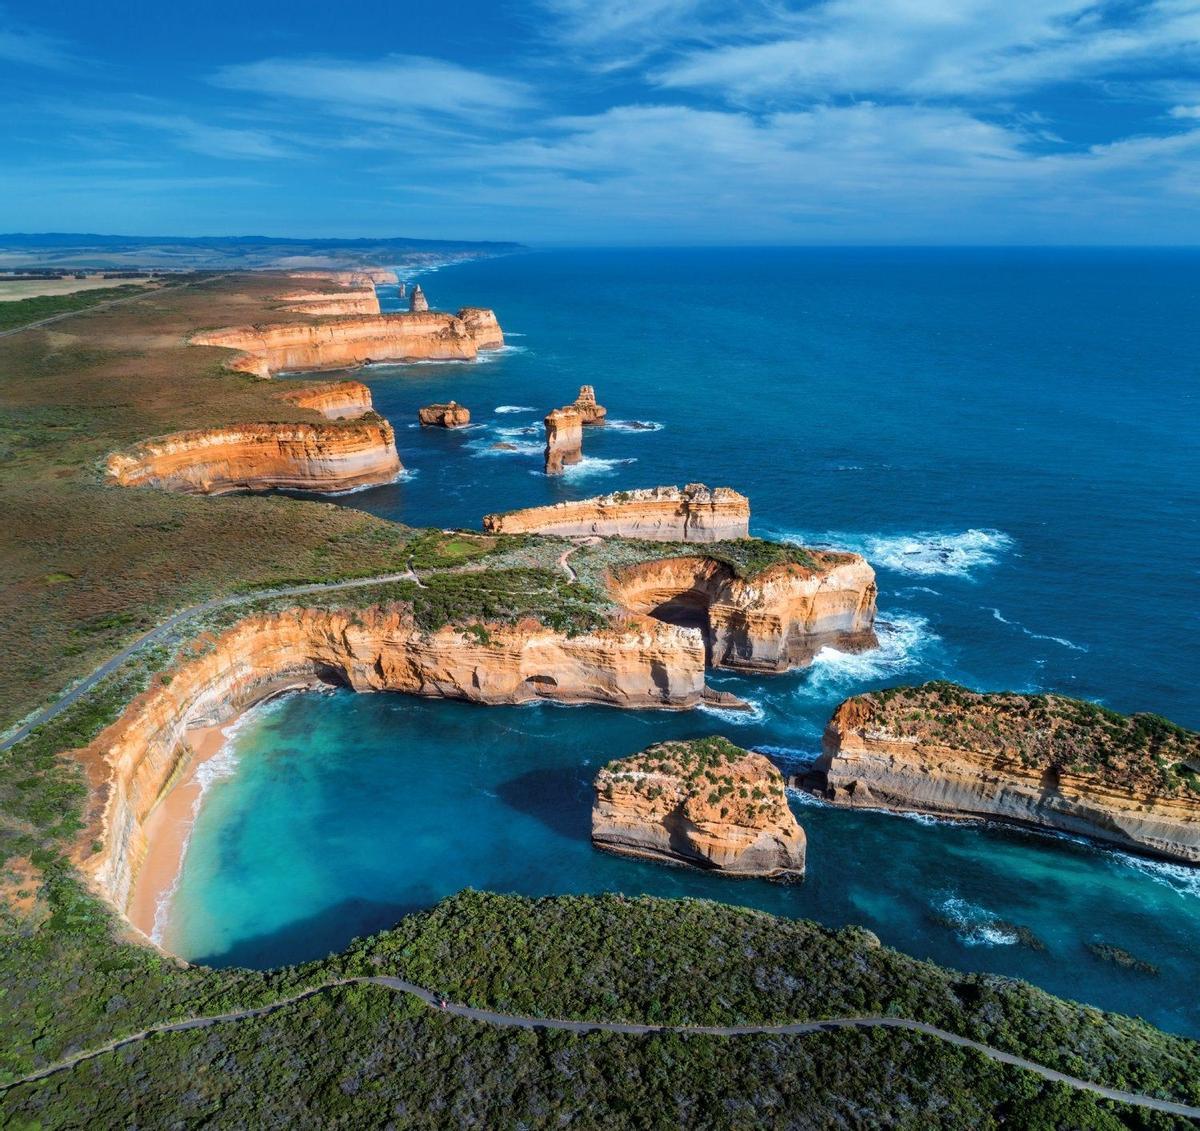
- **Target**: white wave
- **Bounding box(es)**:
[987,607,1088,652]
[896,586,941,597]
[1109,853,1200,900]
[536,456,638,480]
[697,697,765,725]
[606,420,664,433]
[785,787,829,808]
[753,744,820,764]
[768,527,1015,579]
[472,438,541,457]
[495,424,540,438]
[934,896,1018,947]
[798,613,936,696]
[495,405,536,414]
[474,344,528,364]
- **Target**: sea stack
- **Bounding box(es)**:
[816,682,1200,862]
[544,407,584,475]
[483,484,750,541]
[573,385,607,426]
[419,401,471,428]
[398,282,407,301]
[409,284,429,312]
[592,737,806,878]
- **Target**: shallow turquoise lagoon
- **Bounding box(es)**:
[168,249,1200,1035]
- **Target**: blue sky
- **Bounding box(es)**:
[2,0,1199,244]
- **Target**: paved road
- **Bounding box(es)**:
[0,571,417,751]
[0,275,226,340]
[2,976,1198,1118]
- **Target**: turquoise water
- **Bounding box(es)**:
[167,249,1200,1034]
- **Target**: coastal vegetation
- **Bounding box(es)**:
[0,282,157,333]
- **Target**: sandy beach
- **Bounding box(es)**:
[126,720,233,941]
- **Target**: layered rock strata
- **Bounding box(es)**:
[191,309,504,378]
[280,379,374,419]
[483,484,750,541]
[419,401,471,428]
[544,407,584,475]
[573,385,607,425]
[609,551,877,671]
[279,289,381,317]
[817,683,1200,862]
[105,420,401,495]
[593,738,805,878]
[74,606,738,913]
[288,268,397,286]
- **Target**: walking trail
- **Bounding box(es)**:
[2,976,1198,1118]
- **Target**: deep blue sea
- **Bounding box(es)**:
[163,249,1200,1035]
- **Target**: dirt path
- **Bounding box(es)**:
[2,976,1198,1117]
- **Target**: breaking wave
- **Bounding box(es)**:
[547,456,638,479]
[933,896,1019,947]
[606,419,664,433]
[494,405,536,414]
[987,608,1087,652]
[798,613,936,697]
[767,527,1015,579]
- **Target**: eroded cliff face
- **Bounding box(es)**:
[544,407,583,475]
[609,552,877,671]
[105,420,401,494]
[74,605,729,913]
[592,738,805,877]
[191,309,504,378]
[280,379,374,419]
[573,385,607,425]
[288,268,397,286]
[483,484,750,541]
[279,289,381,317]
[419,401,471,428]
[817,684,1200,862]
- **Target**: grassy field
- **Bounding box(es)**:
[0,282,165,332]
[0,277,155,302]
[0,273,443,728]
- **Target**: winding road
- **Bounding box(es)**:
[2,976,1198,1118]
[0,570,418,751]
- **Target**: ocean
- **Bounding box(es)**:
[162,248,1200,1035]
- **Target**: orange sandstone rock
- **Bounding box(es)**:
[279,289,381,317]
[608,551,877,671]
[105,420,401,494]
[483,484,749,541]
[544,407,584,475]
[418,401,471,428]
[573,384,607,425]
[72,606,739,914]
[191,309,504,378]
[592,738,805,877]
[280,379,374,419]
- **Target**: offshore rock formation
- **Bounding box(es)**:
[105,419,401,495]
[573,385,607,426]
[544,407,584,475]
[409,284,429,312]
[419,401,471,428]
[483,485,750,541]
[609,551,877,671]
[593,738,805,878]
[191,310,504,378]
[817,683,1200,862]
[279,289,380,317]
[280,379,374,419]
[74,606,740,914]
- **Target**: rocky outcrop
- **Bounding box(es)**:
[280,379,374,419]
[288,268,397,286]
[191,310,504,378]
[73,606,740,915]
[483,485,750,541]
[544,407,583,475]
[419,401,471,428]
[609,550,877,671]
[410,284,429,312]
[816,683,1200,862]
[573,385,607,426]
[592,737,805,878]
[279,289,381,317]
[105,420,401,495]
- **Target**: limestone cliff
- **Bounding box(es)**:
[279,289,381,317]
[483,484,750,541]
[419,401,471,428]
[573,385,607,426]
[73,605,736,914]
[592,737,805,878]
[544,407,583,475]
[288,268,397,286]
[609,549,877,671]
[409,284,429,312]
[105,419,401,495]
[191,309,504,378]
[280,379,374,419]
[817,682,1200,862]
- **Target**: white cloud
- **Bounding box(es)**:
[212,54,532,121]
[0,18,73,69]
[655,0,1200,102]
